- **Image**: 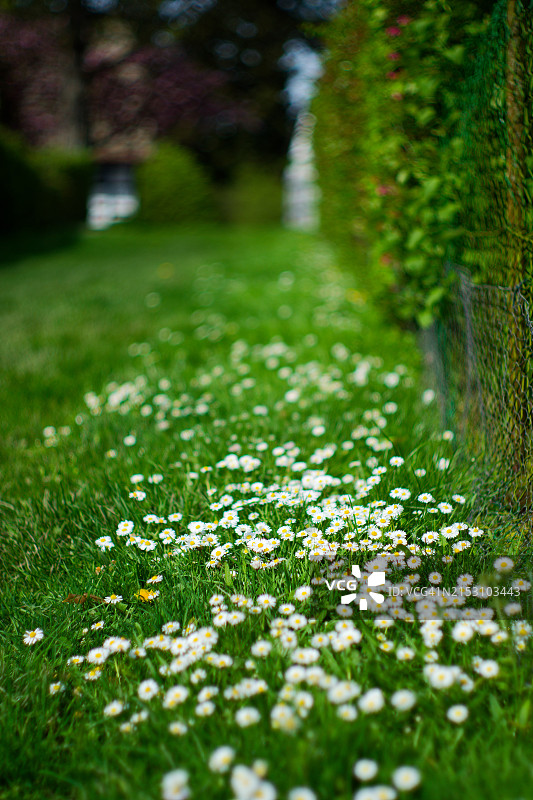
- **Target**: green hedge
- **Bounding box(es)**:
[136,141,215,223]
[1,127,92,233]
[314,0,494,327]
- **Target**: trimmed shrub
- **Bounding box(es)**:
[136,141,215,223]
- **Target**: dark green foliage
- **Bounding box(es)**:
[30,149,93,227]
[1,126,92,233]
[1,125,42,233]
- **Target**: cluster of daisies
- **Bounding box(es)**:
[43,575,532,705]
[39,578,531,796]
[160,755,421,800]
[89,460,531,626]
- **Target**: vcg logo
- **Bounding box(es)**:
[326,566,386,610]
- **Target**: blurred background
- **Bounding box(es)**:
[3,0,533,526]
[0,0,336,233]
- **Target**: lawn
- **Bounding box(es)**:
[0,224,532,800]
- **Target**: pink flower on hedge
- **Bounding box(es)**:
[397,16,411,26]
[386,26,401,37]
[387,52,401,61]
[376,185,393,196]
[387,70,400,80]
[391,92,404,101]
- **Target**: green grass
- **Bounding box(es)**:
[0,223,532,800]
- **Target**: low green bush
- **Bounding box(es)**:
[215,162,282,225]
[136,141,215,223]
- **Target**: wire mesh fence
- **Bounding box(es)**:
[421,267,533,530]
[457,0,533,294]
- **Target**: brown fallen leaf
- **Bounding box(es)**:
[63,593,103,605]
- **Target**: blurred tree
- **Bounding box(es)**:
[2,0,171,147]
[0,0,338,175]
[86,21,257,164]
[0,14,72,146]
[174,0,339,174]
[0,1,252,164]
